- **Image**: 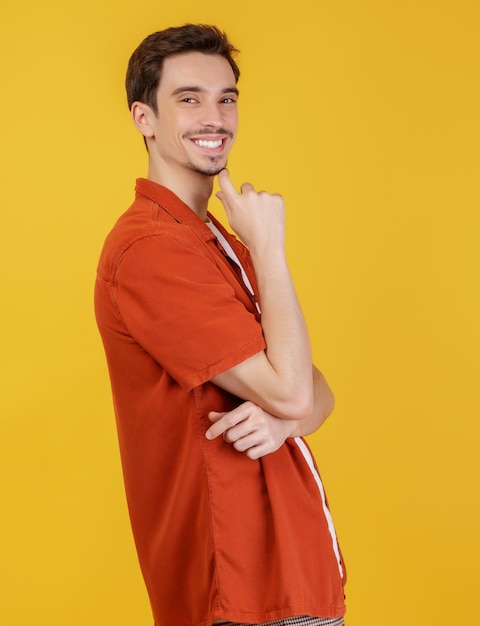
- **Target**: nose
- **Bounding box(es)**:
[200,100,223,128]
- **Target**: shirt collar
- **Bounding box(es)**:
[135,178,215,238]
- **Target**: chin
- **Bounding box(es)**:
[188,160,227,178]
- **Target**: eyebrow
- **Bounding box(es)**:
[171,86,240,97]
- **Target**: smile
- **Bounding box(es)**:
[193,139,224,149]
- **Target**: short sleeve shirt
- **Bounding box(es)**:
[95,179,346,626]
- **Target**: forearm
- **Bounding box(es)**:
[289,365,335,437]
[211,256,313,419]
[249,244,313,417]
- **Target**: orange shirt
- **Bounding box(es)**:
[95,178,346,626]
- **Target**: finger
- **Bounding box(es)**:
[205,406,246,440]
[208,411,225,422]
[205,422,224,440]
[239,182,255,194]
[223,420,257,444]
[245,444,269,460]
[232,431,265,451]
[217,168,238,199]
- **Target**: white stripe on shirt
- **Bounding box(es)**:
[293,437,344,578]
[206,219,261,313]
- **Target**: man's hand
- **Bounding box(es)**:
[216,168,285,253]
[205,401,297,460]
[207,367,334,459]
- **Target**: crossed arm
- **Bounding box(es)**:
[206,365,334,459]
[205,169,334,458]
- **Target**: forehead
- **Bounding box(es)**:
[159,51,237,94]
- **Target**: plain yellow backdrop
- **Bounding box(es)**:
[1,1,478,624]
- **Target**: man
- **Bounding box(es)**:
[95,24,346,626]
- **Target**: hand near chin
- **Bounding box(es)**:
[216,169,286,252]
[205,401,297,460]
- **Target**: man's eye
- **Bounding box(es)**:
[183,97,197,103]
[221,98,236,104]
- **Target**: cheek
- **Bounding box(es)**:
[175,113,198,140]
[228,111,239,133]
[159,110,187,135]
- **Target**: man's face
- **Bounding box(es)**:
[148,51,239,178]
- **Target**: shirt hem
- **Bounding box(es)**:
[179,335,266,391]
[158,604,347,626]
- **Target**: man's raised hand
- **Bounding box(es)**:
[216,169,286,252]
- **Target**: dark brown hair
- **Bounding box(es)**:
[126,24,240,113]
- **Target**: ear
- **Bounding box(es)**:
[131,101,156,139]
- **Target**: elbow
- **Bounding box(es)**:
[315,381,335,425]
[293,388,315,420]
[274,386,314,421]
[323,387,335,420]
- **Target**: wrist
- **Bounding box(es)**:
[283,418,300,439]
[248,240,286,265]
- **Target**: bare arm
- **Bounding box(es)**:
[290,365,335,437]
[211,169,313,420]
[206,365,335,459]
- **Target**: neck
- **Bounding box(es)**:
[147,162,213,221]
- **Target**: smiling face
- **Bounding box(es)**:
[137,51,239,188]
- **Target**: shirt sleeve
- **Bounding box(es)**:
[112,231,266,391]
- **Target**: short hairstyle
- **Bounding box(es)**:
[126,24,240,113]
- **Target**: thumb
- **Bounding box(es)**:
[217,168,238,199]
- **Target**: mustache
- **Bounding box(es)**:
[183,128,234,139]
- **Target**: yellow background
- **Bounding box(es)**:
[1,1,478,624]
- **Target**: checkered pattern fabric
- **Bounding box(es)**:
[215,617,345,626]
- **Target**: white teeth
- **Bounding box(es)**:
[194,139,223,148]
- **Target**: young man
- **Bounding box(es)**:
[95,24,346,626]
